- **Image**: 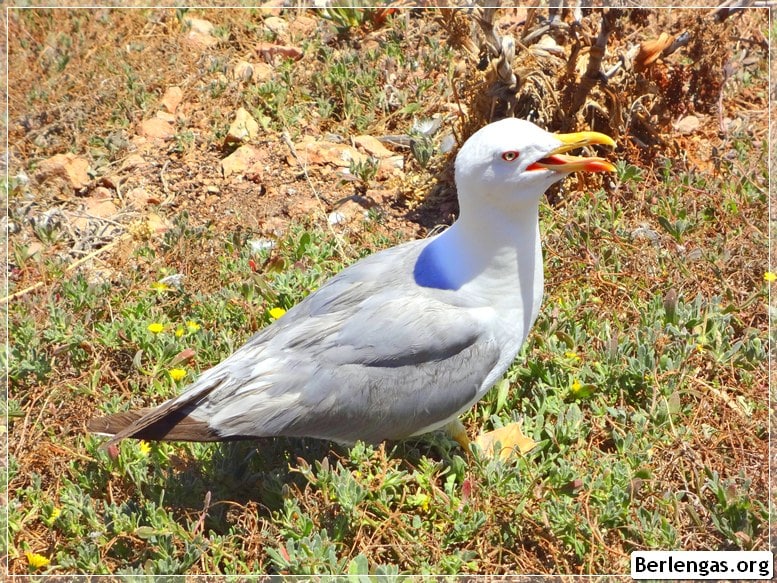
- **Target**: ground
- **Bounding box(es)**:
[4,4,771,577]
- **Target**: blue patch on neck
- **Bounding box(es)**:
[413,240,461,291]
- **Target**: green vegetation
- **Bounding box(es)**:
[8,129,768,573]
[7,6,768,577]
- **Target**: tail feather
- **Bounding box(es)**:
[88,377,231,447]
[87,407,222,443]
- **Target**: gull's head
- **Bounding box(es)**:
[454,118,616,213]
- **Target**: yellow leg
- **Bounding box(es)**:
[445,418,471,451]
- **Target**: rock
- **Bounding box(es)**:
[125,187,154,208]
[354,135,394,158]
[72,187,117,230]
[233,60,274,83]
[146,212,171,235]
[674,115,701,135]
[256,42,303,62]
[289,15,318,39]
[263,16,288,39]
[292,137,367,167]
[121,154,147,171]
[378,155,404,178]
[365,188,395,205]
[222,144,264,179]
[224,107,260,146]
[328,211,346,225]
[160,86,183,114]
[26,241,44,258]
[138,118,175,140]
[84,187,117,218]
[185,16,214,35]
[331,199,368,224]
[248,238,275,253]
[36,153,91,190]
[233,60,254,81]
[260,215,287,237]
[184,17,218,49]
[155,110,176,123]
[285,194,322,218]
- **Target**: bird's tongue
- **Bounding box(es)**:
[527,154,615,173]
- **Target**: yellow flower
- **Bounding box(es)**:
[147,322,164,334]
[696,343,704,352]
[26,552,50,569]
[269,307,286,320]
[175,327,184,337]
[764,271,776,282]
[564,351,580,361]
[138,441,151,456]
[169,368,187,381]
[570,378,582,394]
[49,507,61,521]
[150,281,172,292]
[186,320,201,332]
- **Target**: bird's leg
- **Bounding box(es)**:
[445,418,471,451]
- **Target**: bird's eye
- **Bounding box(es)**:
[501,151,519,161]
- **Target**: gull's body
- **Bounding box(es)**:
[89,118,615,446]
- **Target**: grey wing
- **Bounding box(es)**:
[195,241,503,443]
[204,291,502,443]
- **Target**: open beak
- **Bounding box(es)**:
[527,131,616,173]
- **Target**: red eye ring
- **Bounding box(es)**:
[501,151,519,161]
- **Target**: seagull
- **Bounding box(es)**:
[88,118,615,450]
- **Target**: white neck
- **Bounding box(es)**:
[421,197,544,316]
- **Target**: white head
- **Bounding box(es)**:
[454,118,615,215]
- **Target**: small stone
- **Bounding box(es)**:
[263,16,288,39]
[184,17,218,49]
[253,62,274,82]
[138,118,175,140]
[160,86,183,114]
[146,212,171,235]
[121,154,147,171]
[185,17,214,36]
[293,139,367,168]
[84,196,117,219]
[36,153,91,190]
[233,60,274,83]
[125,187,153,208]
[674,115,701,135]
[354,135,394,158]
[249,238,276,253]
[155,110,177,123]
[73,188,118,230]
[222,144,264,178]
[328,211,346,225]
[378,155,405,178]
[233,60,255,81]
[26,241,44,258]
[224,107,260,146]
[365,189,395,205]
[288,15,317,39]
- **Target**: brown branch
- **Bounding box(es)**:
[568,8,622,118]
